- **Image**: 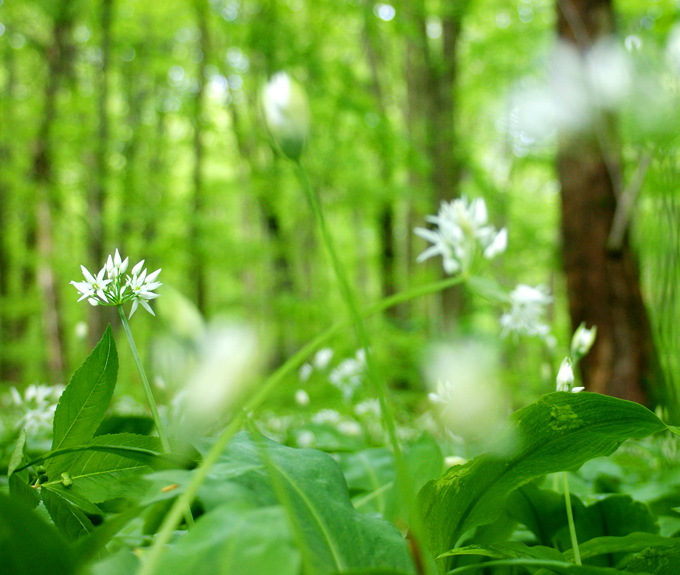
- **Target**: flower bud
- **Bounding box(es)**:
[261,72,310,161]
[556,357,574,392]
[570,322,597,360]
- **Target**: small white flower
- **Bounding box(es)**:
[500,284,553,339]
[127,264,162,319]
[313,348,334,369]
[71,265,112,305]
[556,357,574,392]
[295,389,310,407]
[415,196,507,275]
[106,249,129,279]
[571,322,597,360]
[299,363,313,382]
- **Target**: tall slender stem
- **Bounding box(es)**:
[117,306,171,454]
[135,274,464,575]
[563,471,581,565]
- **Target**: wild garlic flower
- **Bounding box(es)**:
[500,284,552,339]
[556,357,584,393]
[10,384,64,437]
[570,322,597,361]
[71,249,162,319]
[415,196,507,275]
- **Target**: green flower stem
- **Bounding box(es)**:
[117,306,171,454]
[136,274,465,575]
[293,161,431,574]
[563,471,581,565]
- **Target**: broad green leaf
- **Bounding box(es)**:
[43,433,161,503]
[152,504,301,575]
[0,493,77,575]
[8,429,39,508]
[196,432,415,574]
[439,541,566,562]
[568,533,680,562]
[50,325,118,472]
[447,558,645,575]
[87,550,140,575]
[41,484,97,541]
[624,545,680,574]
[507,485,658,558]
[418,392,665,571]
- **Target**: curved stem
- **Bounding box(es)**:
[118,306,170,454]
[135,274,465,575]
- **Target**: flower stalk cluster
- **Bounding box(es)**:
[415,196,507,276]
[70,249,162,319]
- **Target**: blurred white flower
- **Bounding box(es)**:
[313,348,334,369]
[295,389,310,407]
[329,349,365,402]
[261,71,310,161]
[415,196,507,275]
[182,321,260,426]
[312,409,341,425]
[425,341,508,444]
[570,322,597,360]
[299,363,313,382]
[10,384,64,437]
[337,420,362,437]
[296,430,316,448]
[500,284,552,339]
[354,398,381,418]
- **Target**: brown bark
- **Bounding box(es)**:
[556,0,656,404]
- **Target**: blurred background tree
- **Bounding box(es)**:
[0,0,678,416]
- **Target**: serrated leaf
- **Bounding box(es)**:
[8,430,39,509]
[41,485,97,541]
[418,392,666,572]
[50,325,118,472]
[44,433,160,503]
[0,492,77,575]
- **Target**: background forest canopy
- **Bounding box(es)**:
[1,0,680,418]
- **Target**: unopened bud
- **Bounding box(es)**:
[571,322,597,360]
[261,72,310,161]
[556,357,574,392]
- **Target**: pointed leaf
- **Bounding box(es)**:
[571,533,680,563]
[439,541,566,562]
[50,325,118,471]
[43,433,161,503]
[447,558,642,575]
[418,392,665,568]
[0,493,77,575]
[8,430,39,508]
[41,485,97,541]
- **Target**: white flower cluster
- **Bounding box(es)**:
[500,284,553,340]
[329,349,366,402]
[415,196,507,275]
[10,384,64,437]
[70,249,162,319]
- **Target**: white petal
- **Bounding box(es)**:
[128,299,139,319]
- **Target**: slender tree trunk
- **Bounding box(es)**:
[190,0,209,314]
[87,0,113,346]
[32,10,73,383]
[556,0,656,404]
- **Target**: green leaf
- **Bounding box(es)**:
[152,504,301,575]
[447,558,643,575]
[8,429,39,508]
[196,432,415,574]
[624,545,680,574]
[43,433,161,503]
[19,440,188,474]
[41,484,97,541]
[572,533,680,562]
[50,325,118,472]
[439,541,566,562]
[0,492,77,575]
[417,392,666,570]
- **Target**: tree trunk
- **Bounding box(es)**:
[556,0,656,404]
